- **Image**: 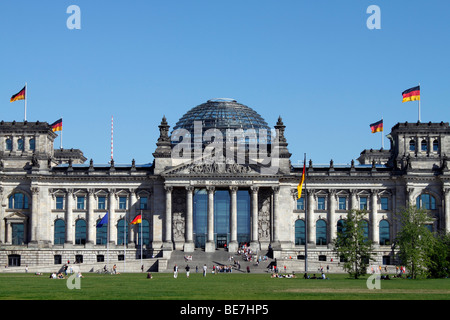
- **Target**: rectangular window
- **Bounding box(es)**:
[139,196,148,210]
[381,197,389,210]
[119,197,127,210]
[77,196,85,210]
[296,197,304,210]
[317,197,326,210]
[98,196,106,210]
[360,197,368,210]
[56,196,64,210]
[338,197,346,210]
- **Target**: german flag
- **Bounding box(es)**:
[370,119,383,133]
[297,158,306,200]
[10,86,26,103]
[130,214,142,225]
[402,86,420,103]
[50,118,62,132]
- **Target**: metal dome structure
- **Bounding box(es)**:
[172,98,271,139]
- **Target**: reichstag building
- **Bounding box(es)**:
[0,98,449,270]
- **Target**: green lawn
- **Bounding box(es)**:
[0,272,448,301]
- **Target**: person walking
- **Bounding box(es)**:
[173,264,178,278]
[203,264,207,277]
[185,264,190,278]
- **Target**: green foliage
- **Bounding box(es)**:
[395,205,442,279]
[332,209,375,279]
[427,232,450,278]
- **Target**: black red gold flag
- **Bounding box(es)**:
[402,86,420,102]
[10,86,26,102]
[370,119,383,133]
[51,118,62,132]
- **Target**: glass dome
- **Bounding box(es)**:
[172,98,271,135]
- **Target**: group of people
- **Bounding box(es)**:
[49,271,83,279]
[303,273,328,280]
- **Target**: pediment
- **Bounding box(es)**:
[162,157,259,176]
[5,211,28,221]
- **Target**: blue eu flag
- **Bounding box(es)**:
[96,212,108,228]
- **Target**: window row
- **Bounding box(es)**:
[296,196,389,211]
[296,193,438,211]
[294,219,391,246]
[6,192,150,210]
[53,195,148,210]
[409,139,439,152]
[54,219,150,245]
[5,137,35,151]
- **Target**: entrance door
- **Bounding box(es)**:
[216,234,228,248]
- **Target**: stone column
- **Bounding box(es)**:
[328,190,336,242]
[129,190,137,245]
[371,189,379,244]
[30,187,39,243]
[164,186,173,247]
[205,186,215,252]
[87,189,95,244]
[184,186,195,252]
[444,188,450,233]
[272,186,280,243]
[351,189,358,210]
[65,189,74,245]
[307,189,315,245]
[250,186,259,248]
[229,186,238,252]
[108,189,116,245]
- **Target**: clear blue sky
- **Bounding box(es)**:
[1,1,449,166]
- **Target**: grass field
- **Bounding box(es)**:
[0,272,448,301]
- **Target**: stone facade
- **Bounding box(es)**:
[0,103,449,270]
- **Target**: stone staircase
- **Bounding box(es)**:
[162,248,275,274]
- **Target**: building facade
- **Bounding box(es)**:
[0,100,449,269]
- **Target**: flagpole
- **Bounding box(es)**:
[60,117,63,149]
[141,210,143,269]
[124,214,126,273]
[24,83,27,122]
[107,211,110,272]
[303,153,308,274]
[418,82,421,122]
[381,116,384,149]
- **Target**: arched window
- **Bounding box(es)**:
[96,221,107,245]
[17,138,24,151]
[337,219,346,235]
[75,220,86,245]
[117,219,128,245]
[6,138,12,151]
[316,219,327,245]
[361,220,369,241]
[295,219,305,245]
[29,138,35,151]
[433,140,439,152]
[379,220,390,245]
[409,140,415,151]
[416,194,436,210]
[8,192,29,209]
[421,139,428,152]
[54,219,66,244]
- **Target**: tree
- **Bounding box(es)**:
[332,209,374,279]
[394,205,434,279]
[427,232,450,278]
